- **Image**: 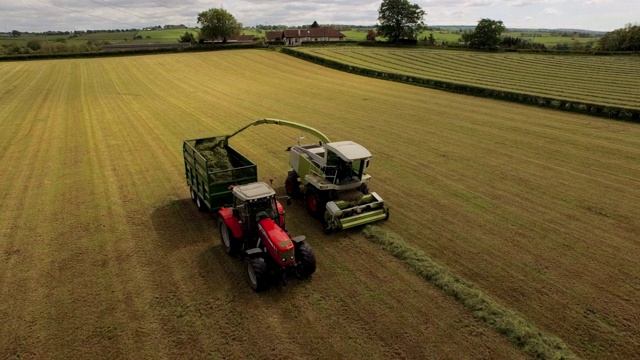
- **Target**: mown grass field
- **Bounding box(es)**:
[1,50,639,359]
[295,47,640,111]
[341,29,600,46]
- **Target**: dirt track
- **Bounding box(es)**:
[1,50,639,359]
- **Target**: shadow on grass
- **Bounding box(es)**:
[150,198,218,249]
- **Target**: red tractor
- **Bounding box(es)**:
[217,182,316,291]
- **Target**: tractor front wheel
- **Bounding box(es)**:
[295,241,316,279]
[219,218,239,256]
[285,171,301,198]
[245,257,269,292]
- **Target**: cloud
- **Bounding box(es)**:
[507,0,532,6]
[543,7,561,14]
[463,0,493,7]
[524,16,534,21]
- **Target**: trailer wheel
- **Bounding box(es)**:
[196,196,208,212]
[305,186,326,220]
[219,218,239,256]
[295,241,316,279]
[190,188,196,202]
[285,171,301,198]
[245,257,269,292]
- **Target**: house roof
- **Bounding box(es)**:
[265,31,282,41]
[282,27,345,39]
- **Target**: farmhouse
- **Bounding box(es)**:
[266,27,346,46]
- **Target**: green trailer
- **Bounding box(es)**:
[183,137,257,211]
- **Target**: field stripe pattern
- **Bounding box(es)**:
[1,50,639,359]
[295,47,640,110]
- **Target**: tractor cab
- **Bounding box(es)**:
[231,182,285,240]
[324,141,372,185]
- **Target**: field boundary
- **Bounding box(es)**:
[362,225,578,360]
[0,42,263,62]
[281,47,640,123]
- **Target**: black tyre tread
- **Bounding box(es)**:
[218,218,239,256]
[296,241,316,279]
[196,196,208,212]
[245,257,270,292]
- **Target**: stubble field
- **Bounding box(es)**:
[1,50,639,359]
[295,47,640,110]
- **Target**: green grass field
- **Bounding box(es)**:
[340,29,598,46]
[294,47,640,110]
[1,49,639,359]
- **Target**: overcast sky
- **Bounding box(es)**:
[0,0,636,33]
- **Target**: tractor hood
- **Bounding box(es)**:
[258,217,295,266]
[325,141,371,161]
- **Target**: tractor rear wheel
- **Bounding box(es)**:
[305,186,326,221]
[245,257,269,292]
[219,218,239,256]
[295,241,316,279]
[285,171,301,198]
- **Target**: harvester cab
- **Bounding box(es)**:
[218,182,316,291]
[287,140,389,233]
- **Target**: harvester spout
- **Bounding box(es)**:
[226,118,332,144]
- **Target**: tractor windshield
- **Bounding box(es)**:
[248,196,278,222]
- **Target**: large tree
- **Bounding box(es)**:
[197,8,242,43]
[597,23,640,52]
[461,18,505,49]
[376,0,426,43]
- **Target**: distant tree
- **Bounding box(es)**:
[197,8,242,43]
[461,18,505,49]
[26,40,42,51]
[11,30,21,37]
[596,23,640,52]
[376,0,426,43]
[366,29,377,41]
[427,33,436,46]
[178,31,196,44]
[310,21,320,28]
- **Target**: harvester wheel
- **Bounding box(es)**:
[295,241,316,279]
[245,257,269,292]
[219,218,239,256]
[359,183,370,195]
[285,171,301,198]
[305,186,326,220]
[190,188,196,202]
